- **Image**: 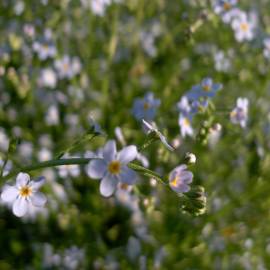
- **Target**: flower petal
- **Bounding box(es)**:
[118,146,138,164]
[99,174,118,197]
[103,140,117,162]
[30,176,46,191]
[16,173,30,188]
[86,159,107,179]
[119,167,137,185]
[12,198,28,217]
[159,133,174,151]
[1,186,18,202]
[31,192,47,207]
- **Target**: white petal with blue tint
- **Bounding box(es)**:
[103,140,117,162]
[31,192,47,207]
[13,197,28,217]
[87,159,107,179]
[16,173,30,188]
[30,176,45,191]
[99,174,118,197]
[119,167,137,185]
[118,146,137,164]
[1,186,18,202]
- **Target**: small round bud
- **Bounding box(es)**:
[185,152,196,165]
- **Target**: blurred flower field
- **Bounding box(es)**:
[1,0,270,269]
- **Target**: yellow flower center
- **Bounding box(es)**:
[108,160,121,175]
[171,177,178,187]
[202,85,211,92]
[143,102,150,110]
[240,23,249,32]
[43,44,49,50]
[63,63,69,72]
[19,186,32,197]
[182,118,190,127]
[223,2,231,11]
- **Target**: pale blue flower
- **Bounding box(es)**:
[169,164,193,193]
[186,78,222,101]
[1,173,46,217]
[88,140,138,197]
[132,92,160,121]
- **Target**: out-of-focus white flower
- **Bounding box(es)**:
[38,147,52,162]
[0,128,9,151]
[208,123,222,147]
[88,0,112,16]
[23,24,35,38]
[54,55,81,79]
[33,40,56,60]
[231,13,256,42]
[230,97,249,128]
[18,141,33,160]
[178,114,193,138]
[39,68,57,88]
[140,31,157,57]
[0,158,12,177]
[263,38,270,59]
[45,105,60,126]
[58,155,81,179]
[214,50,231,72]
[62,246,85,270]
[1,173,47,217]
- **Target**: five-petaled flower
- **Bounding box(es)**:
[87,140,138,197]
[186,77,222,101]
[169,165,193,193]
[1,173,47,217]
[132,92,160,121]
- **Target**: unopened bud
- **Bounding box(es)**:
[185,152,196,164]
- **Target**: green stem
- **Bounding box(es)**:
[1,158,166,186]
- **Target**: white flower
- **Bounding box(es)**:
[230,97,249,128]
[231,13,255,42]
[178,114,194,138]
[54,55,81,79]
[142,119,174,151]
[263,38,270,59]
[39,68,57,88]
[87,140,138,197]
[33,41,56,60]
[1,173,47,217]
[58,155,80,178]
[45,105,59,126]
[89,0,112,16]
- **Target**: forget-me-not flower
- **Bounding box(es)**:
[88,140,138,197]
[1,173,47,217]
[132,92,160,121]
[186,78,222,101]
[231,13,256,42]
[169,164,193,193]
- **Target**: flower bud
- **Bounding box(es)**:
[184,152,196,165]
